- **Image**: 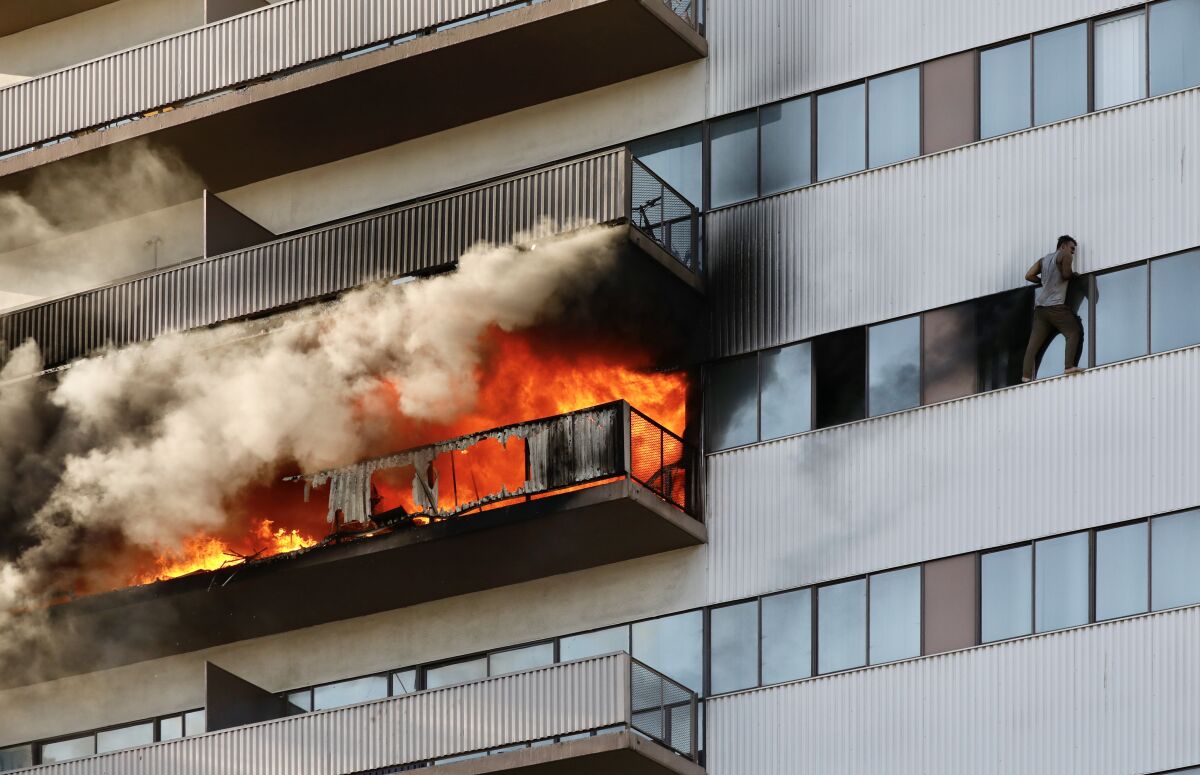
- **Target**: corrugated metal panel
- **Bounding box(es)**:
[706,0,1131,115]
[10,654,630,775]
[0,0,516,155]
[707,606,1200,775]
[709,87,1200,357]
[706,346,1200,603]
[0,149,626,367]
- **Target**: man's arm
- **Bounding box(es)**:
[1058,249,1075,279]
[1025,259,1043,285]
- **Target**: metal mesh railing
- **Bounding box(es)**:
[662,0,699,29]
[629,406,697,516]
[630,156,700,272]
[630,658,697,760]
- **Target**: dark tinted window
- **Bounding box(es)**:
[760,342,811,438]
[868,68,920,167]
[975,289,1034,392]
[816,84,866,180]
[981,545,1032,642]
[868,316,921,416]
[631,125,703,207]
[1151,510,1200,610]
[981,39,1032,138]
[814,328,867,428]
[1034,24,1089,125]
[1095,521,1149,620]
[761,97,811,194]
[761,589,812,684]
[1034,532,1090,632]
[817,579,866,673]
[710,111,759,208]
[710,601,759,693]
[707,355,758,450]
[1151,250,1200,352]
[868,566,921,664]
[632,610,704,693]
[922,303,979,402]
[1150,0,1200,96]
[1095,264,1149,364]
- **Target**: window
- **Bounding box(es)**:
[632,610,704,693]
[868,68,920,167]
[96,723,154,755]
[1151,250,1200,352]
[706,355,757,451]
[710,601,759,693]
[286,691,312,714]
[760,97,811,194]
[980,39,1032,138]
[1150,0,1200,96]
[425,657,487,690]
[975,288,1034,392]
[760,342,811,439]
[488,643,554,676]
[391,669,417,695]
[869,566,921,664]
[922,51,978,154]
[559,625,629,661]
[817,579,866,673]
[1095,521,1149,620]
[1151,510,1200,610]
[710,111,758,207]
[0,746,32,771]
[922,302,979,402]
[981,545,1032,642]
[183,710,205,737]
[813,328,867,428]
[1034,532,1090,632]
[159,715,184,740]
[1034,24,1089,125]
[816,84,866,180]
[312,674,388,710]
[630,125,703,206]
[40,736,95,765]
[1094,264,1149,364]
[1095,10,1148,109]
[868,316,921,416]
[760,589,812,684]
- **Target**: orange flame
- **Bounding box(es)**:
[129,519,317,585]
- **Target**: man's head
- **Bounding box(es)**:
[1057,235,1077,254]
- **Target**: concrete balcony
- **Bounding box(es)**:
[0,0,707,189]
[8,653,704,775]
[0,0,120,37]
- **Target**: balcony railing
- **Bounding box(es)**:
[5,653,699,774]
[0,147,699,369]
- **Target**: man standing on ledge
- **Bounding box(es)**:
[1022,235,1085,382]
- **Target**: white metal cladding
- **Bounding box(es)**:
[0,149,625,367]
[708,87,1200,358]
[706,607,1200,775]
[9,654,630,775]
[0,0,516,155]
[705,346,1200,604]
[705,0,1132,116]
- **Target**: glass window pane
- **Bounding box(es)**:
[981,545,1033,642]
[184,710,205,737]
[426,657,487,690]
[1095,11,1148,109]
[816,84,866,180]
[1150,0,1200,95]
[1034,24,1089,125]
[1096,521,1149,620]
[710,111,759,208]
[869,567,921,664]
[760,342,811,439]
[1035,532,1090,632]
[817,579,866,674]
[285,690,311,714]
[977,288,1037,391]
[313,674,388,710]
[981,39,1032,138]
[560,625,630,661]
[0,746,33,771]
[630,125,703,207]
[868,316,921,416]
[159,715,184,740]
[868,68,920,167]
[706,355,758,450]
[391,669,417,695]
[1152,509,1200,610]
[761,97,811,194]
[96,723,154,754]
[1151,250,1200,352]
[922,303,979,402]
[1095,264,1149,365]
[489,643,554,676]
[40,736,95,764]
[761,588,812,684]
[710,601,758,694]
[632,610,704,693]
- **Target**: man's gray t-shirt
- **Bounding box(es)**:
[1036,250,1068,307]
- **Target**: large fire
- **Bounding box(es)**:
[130,519,318,585]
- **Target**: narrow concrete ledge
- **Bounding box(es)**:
[432,731,706,775]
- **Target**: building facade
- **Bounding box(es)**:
[2,0,1200,773]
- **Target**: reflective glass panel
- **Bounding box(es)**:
[313,674,388,710]
[1151,250,1200,352]
[184,710,205,737]
[710,601,759,693]
[761,97,811,194]
[632,610,704,693]
[1095,11,1148,108]
[630,125,703,206]
[391,669,418,695]
[981,545,1033,642]
[96,723,154,754]
[1152,510,1200,610]
[159,716,184,740]
[40,736,95,764]
[489,643,554,676]
[760,342,811,439]
[425,658,487,690]
[868,316,921,416]
[868,68,920,167]
[707,355,758,450]
[761,588,812,684]
[0,746,33,771]
[817,579,866,674]
[981,39,1032,138]
[816,84,866,180]
[285,691,312,715]
[1095,264,1149,364]
[710,111,759,208]
[1096,521,1149,620]
[1035,532,1090,632]
[559,626,630,661]
[1150,0,1200,95]
[1034,24,1089,125]
[869,567,921,664]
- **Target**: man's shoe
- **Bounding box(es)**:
[1064,366,1085,375]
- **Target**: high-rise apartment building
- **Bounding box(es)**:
[2,0,1200,772]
